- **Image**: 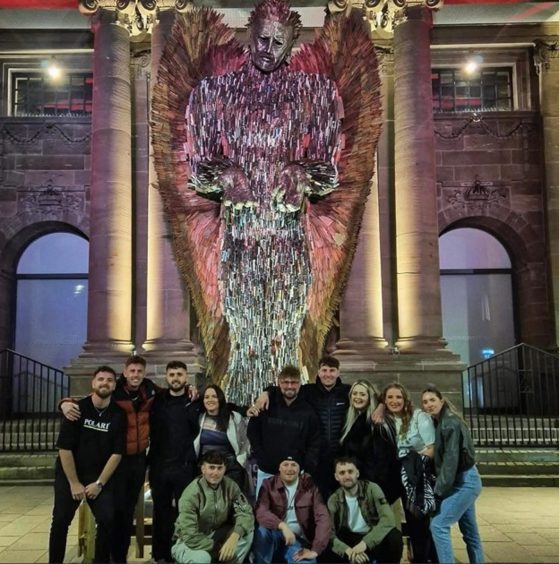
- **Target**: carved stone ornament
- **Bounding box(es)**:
[444,177,508,213]
[328,0,443,36]
[18,181,86,216]
[534,39,559,75]
[79,0,191,37]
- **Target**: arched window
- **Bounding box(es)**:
[439,227,515,367]
[15,232,88,370]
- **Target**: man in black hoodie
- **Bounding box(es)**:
[255,356,349,501]
[248,365,320,496]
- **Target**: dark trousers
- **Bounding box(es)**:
[404,505,438,563]
[111,453,147,563]
[313,454,337,503]
[49,470,115,563]
[149,463,194,562]
[337,527,403,563]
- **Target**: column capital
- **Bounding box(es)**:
[328,0,442,36]
[376,45,394,76]
[80,0,190,38]
[534,39,559,75]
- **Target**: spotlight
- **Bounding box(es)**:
[464,54,483,75]
[46,58,62,80]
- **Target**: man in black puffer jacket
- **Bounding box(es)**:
[256,356,349,501]
[248,365,321,496]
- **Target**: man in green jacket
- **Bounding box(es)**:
[328,457,403,563]
[172,451,254,563]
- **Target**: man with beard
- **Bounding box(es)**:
[61,355,196,561]
[148,360,197,563]
[328,458,403,564]
[256,356,349,501]
[49,366,126,563]
[247,365,320,495]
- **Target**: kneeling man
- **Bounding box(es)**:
[328,457,403,563]
[173,451,254,563]
[254,455,331,564]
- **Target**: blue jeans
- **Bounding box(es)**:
[253,527,316,564]
[430,466,484,563]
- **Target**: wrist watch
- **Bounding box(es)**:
[95,480,104,488]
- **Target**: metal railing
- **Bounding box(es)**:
[0,349,68,452]
[464,344,559,447]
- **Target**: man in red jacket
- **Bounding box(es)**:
[253,455,331,564]
[61,355,157,561]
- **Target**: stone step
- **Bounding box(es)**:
[0,465,54,482]
[476,447,559,463]
[477,461,559,475]
[481,474,559,487]
[0,453,56,466]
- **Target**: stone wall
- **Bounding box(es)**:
[435,111,554,349]
[0,117,91,349]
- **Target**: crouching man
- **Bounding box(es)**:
[328,457,403,563]
[172,451,254,563]
[253,455,331,564]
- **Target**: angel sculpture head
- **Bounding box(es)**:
[248,0,302,73]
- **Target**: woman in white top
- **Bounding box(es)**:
[381,382,438,563]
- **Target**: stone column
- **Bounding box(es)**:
[143,9,196,360]
[336,172,388,356]
[83,10,133,355]
[393,6,446,353]
[535,39,559,349]
[335,47,392,360]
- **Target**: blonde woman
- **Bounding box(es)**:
[339,380,402,506]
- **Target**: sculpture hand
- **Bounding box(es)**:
[273,164,309,212]
[220,166,257,209]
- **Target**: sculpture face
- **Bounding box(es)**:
[250,18,295,73]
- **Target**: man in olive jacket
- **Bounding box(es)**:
[172,451,254,563]
[328,458,403,563]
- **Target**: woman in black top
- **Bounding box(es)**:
[188,384,250,491]
[339,380,402,505]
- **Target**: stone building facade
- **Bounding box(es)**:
[1,0,558,408]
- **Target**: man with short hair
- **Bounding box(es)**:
[248,365,321,494]
[149,360,197,563]
[61,354,194,561]
[328,457,403,563]
[256,356,349,501]
[253,455,331,564]
[172,451,254,564]
[49,366,126,563]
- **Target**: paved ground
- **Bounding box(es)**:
[0,485,557,563]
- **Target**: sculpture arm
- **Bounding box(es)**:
[274,78,343,211]
[185,83,255,207]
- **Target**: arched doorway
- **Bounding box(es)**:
[15,232,89,370]
[439,227,516,367]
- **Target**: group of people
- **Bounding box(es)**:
[48,355,484,564]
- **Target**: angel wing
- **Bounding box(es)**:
[151,8,248,381]
[290,10,383,375]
